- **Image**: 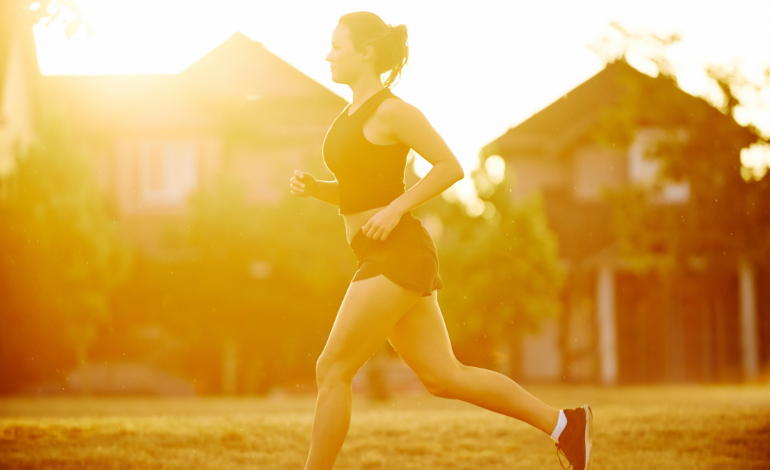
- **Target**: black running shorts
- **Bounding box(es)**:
[349,212,443,297]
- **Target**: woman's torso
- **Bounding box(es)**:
[322,87,412,243]
[343,205,388,244]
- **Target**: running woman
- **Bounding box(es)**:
[289,11,593,470]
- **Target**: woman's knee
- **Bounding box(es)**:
[316,352,356,389]
[418,366,462,399]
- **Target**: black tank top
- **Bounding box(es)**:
[322,87,411,215]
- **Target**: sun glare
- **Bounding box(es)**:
[30,0,770,177]
[485,155,506,184]
[740,143,770,181]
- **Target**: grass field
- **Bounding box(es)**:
[1,386,769,469]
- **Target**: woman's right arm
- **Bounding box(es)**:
[290,170,340,206]
[311,180,340,206]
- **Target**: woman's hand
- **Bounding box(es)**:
[361,206,405,240]
[290,170,317,197]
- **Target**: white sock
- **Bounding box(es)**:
[550,410,567,443]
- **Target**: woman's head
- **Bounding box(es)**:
[326,12,408,88]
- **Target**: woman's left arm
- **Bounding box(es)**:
[361,99,465,240]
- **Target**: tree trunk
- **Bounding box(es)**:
[222,337,238,395]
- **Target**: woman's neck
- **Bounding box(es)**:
[348,75,385,111]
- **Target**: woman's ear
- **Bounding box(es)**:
[360,44,375,62]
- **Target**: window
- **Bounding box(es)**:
[627,128,690,204]
[137,141,199,206]
[572,145,625,201]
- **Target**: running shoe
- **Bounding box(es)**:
[554,404,593,469]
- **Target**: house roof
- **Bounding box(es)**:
[480,60,766,263]
[482,60,757,159]
[38,32,347,131]
[180,32,341,102]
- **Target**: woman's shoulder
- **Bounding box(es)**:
[375,92,425,123]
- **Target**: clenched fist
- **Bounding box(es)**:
[290,170,317,197]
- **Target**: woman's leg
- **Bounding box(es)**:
[305,274,422,470]
[388,291,560,435]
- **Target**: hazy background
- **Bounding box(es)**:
[33,0,770,190]
[1,0,769,396]
[2,2,770,468]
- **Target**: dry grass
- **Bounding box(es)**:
[1,386,769,469]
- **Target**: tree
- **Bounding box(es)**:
[419,161,565,376]
[127,169,354,394]
[1,0,91,75]
[591,23,770,272]
[0,111,133,393]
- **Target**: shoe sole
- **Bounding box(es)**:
[583,404,593,470]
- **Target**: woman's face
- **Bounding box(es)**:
[326,23,370,85]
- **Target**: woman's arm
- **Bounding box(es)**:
[290,170,340,207]
[311,179,341,206]
[361,99,465,240]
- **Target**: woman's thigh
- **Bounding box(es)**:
[318,274,423,381]
[388,291,461,386]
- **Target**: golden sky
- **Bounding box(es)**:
[33,0,770,191]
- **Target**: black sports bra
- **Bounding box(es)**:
[322,87,411,215]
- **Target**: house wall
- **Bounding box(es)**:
[571,144,627,201]
[505,139,758,384]
[520,318,562,381]
[107,132,330,259]
[106,134,222,259]
[229,143,316,205]
[757,264,770,375]
[557,265,749,385]
[506,156,567,200]
[510,144,625,383]
[115,134,222,216]
[562,270,598,382]
[614,270,743,383]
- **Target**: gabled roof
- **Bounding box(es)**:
[180,32,341,102]
[483,60,755,159]
[38,32,346,130]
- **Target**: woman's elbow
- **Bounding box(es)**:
[451,163,465,181]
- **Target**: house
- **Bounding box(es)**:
[38,33,347,259]
[482,61,769,384]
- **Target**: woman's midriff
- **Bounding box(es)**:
[343,205,390,244]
